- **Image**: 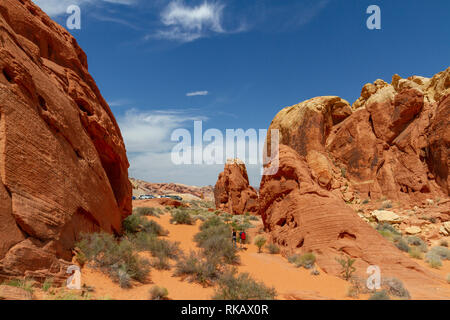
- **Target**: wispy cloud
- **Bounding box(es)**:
[186,90,209,97]
[154,1,230,42]
[118,109,206,154]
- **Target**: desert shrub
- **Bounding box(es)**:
[151,255,171,270]
[130,232,180,260]
[4,278,35,293]
[287,253,316,269]
[408,246,423,260]
[266,243,280,254]
[170,208,194,225]
[76,233,150,287]
[212,269,276,300]
[381,277,410,299]
[42,278,53,292]
[249,215,260,221]
[254,236,266,253]
[362,199,370,205]
[194,218,239,265]
[336,256,356,280]
[376,223,402,242]
[428,246,450,260]
[368,290,390,300]
[407,236,428,252]
[133,207,162,217]
[425,253,443,269]
[379,200,393,210]
[440,240,448,247]
[299,253,316,269]
[395,238,410,252]
[199,215,223,231]
[288,254,300,264]
[346,276,370,298]
[123,214,168,236]
[340,167,346,178]
[174,251,221,286]
[149,286,169,300]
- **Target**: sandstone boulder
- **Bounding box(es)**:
[214,159,258,215]
[371,210,403,224]
[0,0,131,280]
[405,226,422,235]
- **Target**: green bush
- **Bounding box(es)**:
[212,269,276,300]
[336,255,356,280]
[287,253,316,269]
[407,236,428,252]
[266,243,280,254]
[130,232,180,260]
[3,278,35,293]
[123,214,168,236]
[254,236,267,253]
[428,246,450,260]
[76,233,150,287]
[382,277,410,299]
[395,238,410,253]
[149,286,169,300]
[133,207,162,217]
[194,218,239,265]
[425,253,443,269]
[368,290,390,300]
[174,251,220,286]
[170,208,194,225]
[42,278,53,292]
[408,246,423,259]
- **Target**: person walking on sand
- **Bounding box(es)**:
[232,229,237,248]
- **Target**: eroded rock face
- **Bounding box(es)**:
[214,159,258,215]
[260,145,447,298]
[327,69,449,201]
[0,0,131,280]
[261,68,450,298]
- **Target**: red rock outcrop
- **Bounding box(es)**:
[0,0,131,281]
[261,68,450,298]
[214,159,258,215]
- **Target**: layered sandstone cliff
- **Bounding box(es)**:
[0,0,131,281]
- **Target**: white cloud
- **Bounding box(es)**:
[156,0,225,42]
[32,0,135,17]
[118,109,205,154]
[186,90,209,97]
[118,108,264,186]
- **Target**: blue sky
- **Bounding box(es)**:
[33,0,450,187]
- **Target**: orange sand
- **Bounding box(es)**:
[78,203,450,300]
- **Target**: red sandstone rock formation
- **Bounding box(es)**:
[261,68,450,298]
[0,0,131,281]
[214,159,258,215]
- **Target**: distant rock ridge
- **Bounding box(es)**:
[0,0,131,282]
[130,178,214,202]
